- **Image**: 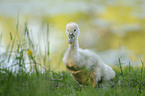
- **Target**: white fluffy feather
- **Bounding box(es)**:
[63,22,115,87]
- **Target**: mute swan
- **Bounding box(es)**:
[63,22,115,87]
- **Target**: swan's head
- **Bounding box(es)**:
[65,22,80,44]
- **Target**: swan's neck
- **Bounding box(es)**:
[68,38,79,54]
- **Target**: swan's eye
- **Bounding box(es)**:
[74,29,76,32]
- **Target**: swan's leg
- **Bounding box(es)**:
[91,72,96,88]
[88,72,96,88]
[94,68,102,87]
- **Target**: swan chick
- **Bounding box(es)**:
[63,22,115,87]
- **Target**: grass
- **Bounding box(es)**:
[0,20,145,96]
[1,62,145,96]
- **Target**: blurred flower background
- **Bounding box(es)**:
[0,0,145,72]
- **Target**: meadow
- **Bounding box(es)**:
[0,23,145,96]
[0,57,145,96]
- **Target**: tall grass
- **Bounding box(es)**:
[0,19,145,96]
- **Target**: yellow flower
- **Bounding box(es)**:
[27,49,33,56]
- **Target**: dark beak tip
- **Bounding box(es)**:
[68,42,72,44]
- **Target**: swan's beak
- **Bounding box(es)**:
[68,33,75,44]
